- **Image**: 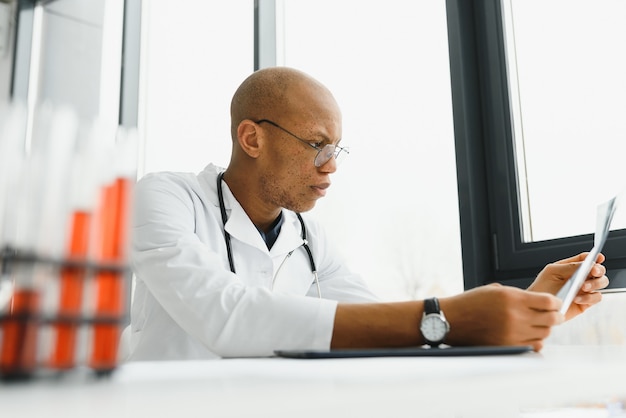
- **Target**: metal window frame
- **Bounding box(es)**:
[11,0,36,103]
[254,0,276,70]
[119,0,140,128]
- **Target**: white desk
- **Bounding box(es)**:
[1,345,625,418]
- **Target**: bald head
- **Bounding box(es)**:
[230,67,340,141]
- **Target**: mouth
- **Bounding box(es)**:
[311,183,330,197]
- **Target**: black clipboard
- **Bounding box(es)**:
[274,345,533,359]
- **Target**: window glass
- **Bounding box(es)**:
[503,0,626,243]
[138,0,253,175]
[279,0,463,299]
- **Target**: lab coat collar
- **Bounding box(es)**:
[226,198,305,256]
[208,165,304,255]
[267,212,306,256]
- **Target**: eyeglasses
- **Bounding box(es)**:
[254,119,349,167]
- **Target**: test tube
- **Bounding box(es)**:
[0,104,77,379]
[0,102,26,311]
[32,106,78,370]
[0,274,39,380]
[0,102,27,252]
[49,121,102,370]
[89,128,136,374]
[0,102,34,380]
[0,153,40,380]
[33,106,78,259]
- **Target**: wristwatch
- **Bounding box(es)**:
[420,297,450,347]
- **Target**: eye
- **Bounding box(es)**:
[312,141,324,148]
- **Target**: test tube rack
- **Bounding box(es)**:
[0,246,130,381]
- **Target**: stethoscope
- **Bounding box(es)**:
[217,172,321,298]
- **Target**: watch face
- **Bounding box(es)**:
[421,314,448,342]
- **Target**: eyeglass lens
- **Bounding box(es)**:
[314,145,349,167]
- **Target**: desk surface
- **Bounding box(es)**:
[1,344,625,418]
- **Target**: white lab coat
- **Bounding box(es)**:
[128,163,378,360]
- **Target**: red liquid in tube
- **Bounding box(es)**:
[90,177,131,372]
[0,288,40,379]
[50,210,91,369]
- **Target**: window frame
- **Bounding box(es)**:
[446,0,626,290]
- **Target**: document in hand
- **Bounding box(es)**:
[556,194,620,314]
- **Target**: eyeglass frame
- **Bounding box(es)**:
[253,119,349,167]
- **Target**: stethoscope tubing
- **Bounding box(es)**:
[216,172,320,297]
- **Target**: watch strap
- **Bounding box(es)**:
[423,297,440,315]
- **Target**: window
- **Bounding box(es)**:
[276,0,463,299]
[447,0,626,290]
[137,0,253,175]
[11,0,124,132]
[503,0,626,243]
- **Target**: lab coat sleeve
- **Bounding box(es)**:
[130,173,337,358]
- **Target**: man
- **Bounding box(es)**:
[127,67,608,360]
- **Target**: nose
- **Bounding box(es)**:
[318,154,337,173]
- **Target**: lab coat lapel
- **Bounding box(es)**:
[208,167,266,252]
[216,176,303,255]
[269,213,305,256]
[222,192,268,253]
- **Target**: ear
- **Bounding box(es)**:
[236,120,262,159]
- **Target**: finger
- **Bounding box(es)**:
[574,291,603,305]
[504,324,549,351]
[542,261,587,282]
[541,261,580,282]
[544,260,606,283]
[553,252,589,265]
[581,275,609,293]
[529,309,564,327]
[521,326,552,350]
[523,338,545,352]
[553,252,605,265]
[526,292,562,312]
[529,323,554,339]
[589,263,607,279]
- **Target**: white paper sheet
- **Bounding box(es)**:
[556,194,620,314]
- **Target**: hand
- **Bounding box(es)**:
[441,284,564,351]
[528,252,609,321]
